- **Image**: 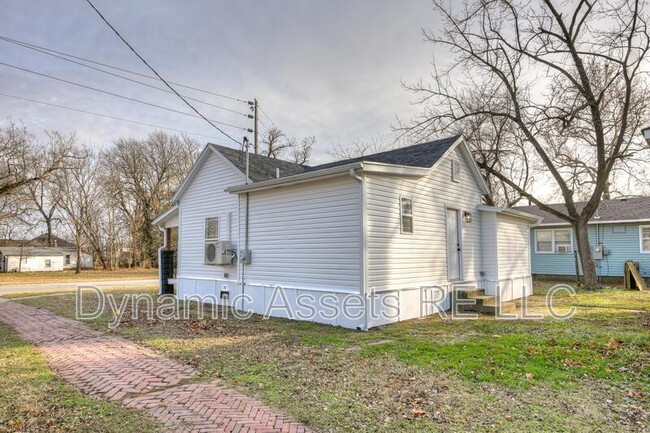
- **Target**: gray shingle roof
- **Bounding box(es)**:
[211,144,308,183]
[514,197,650,225]
[211,135,461,182]
[0,246,71,257]
[307,135,461,171]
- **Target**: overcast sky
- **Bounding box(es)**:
[0,0,442,164]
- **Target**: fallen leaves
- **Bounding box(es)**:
[410,408,429,418]
[605,340,623,352]
[563,359,586,368]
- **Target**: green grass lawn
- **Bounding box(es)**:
[8,282,650,432]
[0,268,158,285]
[0,322,158,432]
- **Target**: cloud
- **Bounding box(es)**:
[0,0,441,163]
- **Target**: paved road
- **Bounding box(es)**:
[0,279,158,296]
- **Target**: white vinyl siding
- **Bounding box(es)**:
[641,226,650,253]
[365,146,483,291]
[535,228,573,253]
[496,213,531,277]
[178,151,242,277]
[242,175,362,291]
[3,255,65,272]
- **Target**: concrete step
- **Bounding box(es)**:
[454,289,485,299]
[454,288,517,315]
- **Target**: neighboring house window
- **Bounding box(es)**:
[535,228,573,253]
[640,226,650,253]
[65,255,71,265]
[400,197,413,234]
[451,159,461,183]
[45,259,51,268]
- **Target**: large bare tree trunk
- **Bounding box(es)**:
[75,243,81,274]
[574,220,598,289]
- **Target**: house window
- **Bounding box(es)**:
[400,197,413,234]
[65,255,71,265]
[205,217,219,241]
[45,259,51,268]
[535,228,573,253]
[640,226,650,253]
[205,217,219,264]
[451,159,461,183]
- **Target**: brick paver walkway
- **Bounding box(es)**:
[0,299,314,433]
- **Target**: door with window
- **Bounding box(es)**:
[446,209,462,280]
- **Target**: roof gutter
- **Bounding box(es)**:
[476,205,541,223]
[348,165,369,331]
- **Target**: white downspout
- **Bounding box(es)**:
[349,165,368,330]
[157,225,167,296]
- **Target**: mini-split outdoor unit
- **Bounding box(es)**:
[204,240,234,266]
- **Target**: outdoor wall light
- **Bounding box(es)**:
[463,211,472,223]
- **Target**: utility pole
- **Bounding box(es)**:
[253,98,259,154]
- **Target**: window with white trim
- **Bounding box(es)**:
[535,228,573,253]
[640,226,650,253]
[45,259,52,268]
[205,217,219,242]
[400,197,413,234]
[451,159,461,183]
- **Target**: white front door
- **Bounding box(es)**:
[446,209,462,280]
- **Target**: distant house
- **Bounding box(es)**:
[154,136,538,329]
[0,235,93,272]
[515,197,650,279]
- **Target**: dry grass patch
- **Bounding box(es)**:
[0,268,157,285]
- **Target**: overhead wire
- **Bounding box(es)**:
[0,91,224,141]
[0,34,249,104]
[0,35,251,118]
[0,61,252,132]
[84,0,242,144]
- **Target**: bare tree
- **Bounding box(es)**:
[0,120,71,198]
[289,136,316,165]
[327,135,397,160]
[104,132,199,267]
[55,144,92,273]
[404,0,650,288]
[261,127,316,164]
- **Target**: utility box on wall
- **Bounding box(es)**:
[593,243,604,260]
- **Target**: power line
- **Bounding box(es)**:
[0,36,251,118]
[0,34,249,105]
[258,104,278,128]
[0,91,224,141]
[84,0,241,144]
[0,61,251,132]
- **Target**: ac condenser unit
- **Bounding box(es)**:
[204,240,234,265]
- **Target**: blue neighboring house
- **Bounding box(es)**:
[514,197,650,279]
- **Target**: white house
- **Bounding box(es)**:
[154,136,538,329]
[0,234,94,272]
[0,246,93,272]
